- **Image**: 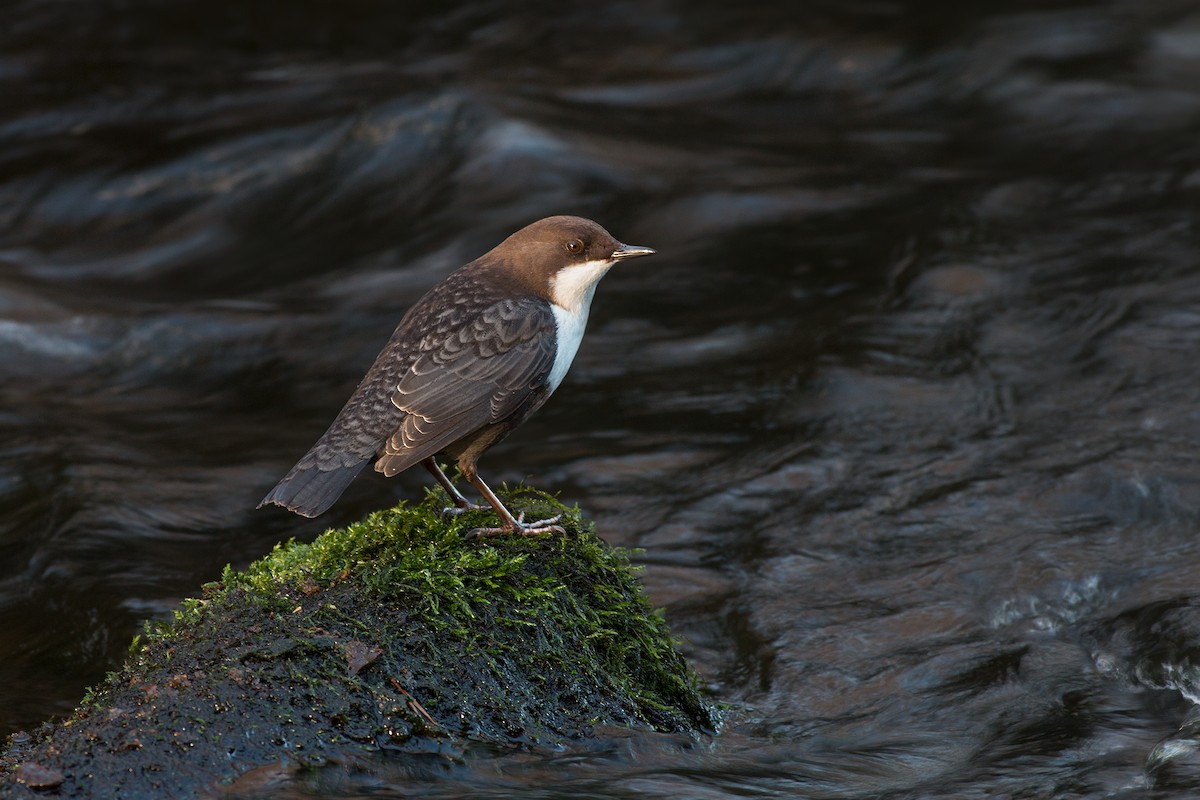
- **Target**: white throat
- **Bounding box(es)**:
[546,258,614,392]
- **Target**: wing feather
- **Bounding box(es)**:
[376,296,557,475]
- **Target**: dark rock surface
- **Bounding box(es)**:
[1,488,714,798]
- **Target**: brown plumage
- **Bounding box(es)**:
[258,216,655,534]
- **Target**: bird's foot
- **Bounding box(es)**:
[441,502,488,518]
[467,512,565,538]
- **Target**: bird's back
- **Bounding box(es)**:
[258,262,539,517]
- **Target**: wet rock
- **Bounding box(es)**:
[0,488,714,799]
[12,763,63,791]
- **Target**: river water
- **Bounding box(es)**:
[5,0,1200,797]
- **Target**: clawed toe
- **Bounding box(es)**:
[441,503,487,518]
[467,513,565,538]
[515,514,566,536]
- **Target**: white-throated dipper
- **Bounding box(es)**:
[258,216,655,535]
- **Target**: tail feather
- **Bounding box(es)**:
[258,459,369,518]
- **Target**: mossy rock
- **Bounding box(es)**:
[1,487,715,798]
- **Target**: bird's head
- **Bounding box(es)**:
[495,216,655,312]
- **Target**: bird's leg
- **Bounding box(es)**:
[463,472,565,537]
[422,458,485,515]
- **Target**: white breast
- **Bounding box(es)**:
[546,258,614,393]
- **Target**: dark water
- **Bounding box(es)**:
[6,0,1200,796]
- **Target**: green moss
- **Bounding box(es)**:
[225,487,562,622]
[207,485,708,729]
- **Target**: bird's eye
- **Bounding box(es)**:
[565,239,584,254]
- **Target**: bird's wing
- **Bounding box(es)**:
[375,297,557,476]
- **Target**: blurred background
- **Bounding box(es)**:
[5,0,1200,796]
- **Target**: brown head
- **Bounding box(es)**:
[479,216,655,311]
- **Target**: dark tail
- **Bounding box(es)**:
[258,458,369,518]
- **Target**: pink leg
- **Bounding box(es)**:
[422,458,482,512]
[464,472,564,537]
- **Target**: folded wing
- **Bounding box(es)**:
[375,296,557,477]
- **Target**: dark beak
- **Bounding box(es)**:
[611,242,656,261]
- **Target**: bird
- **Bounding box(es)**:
[258,215,655,535]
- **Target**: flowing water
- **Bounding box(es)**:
[5,0,1200,796]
